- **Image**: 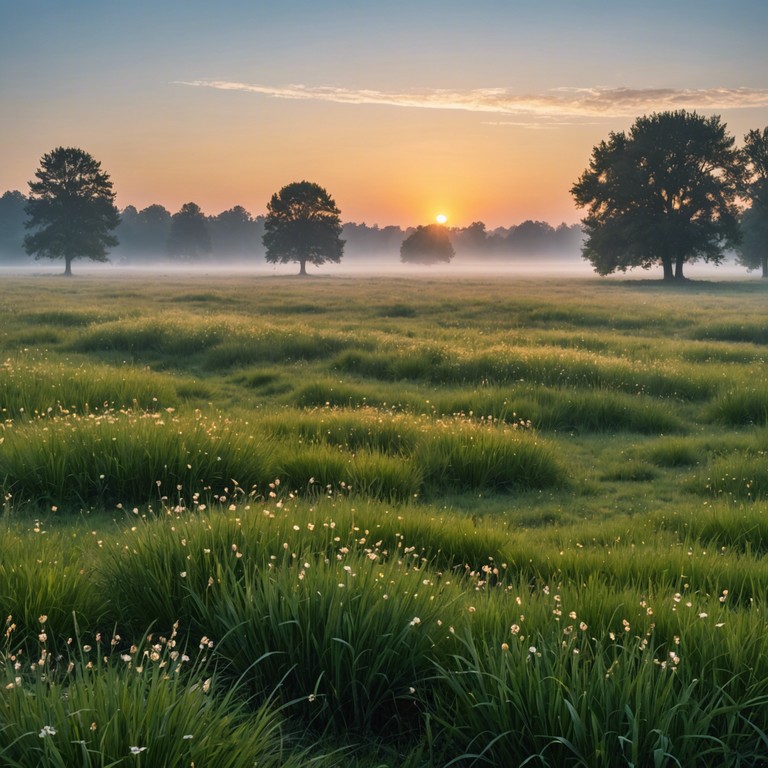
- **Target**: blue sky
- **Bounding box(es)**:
[2,0,767,226]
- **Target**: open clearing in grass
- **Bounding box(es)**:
[1,273,768,767]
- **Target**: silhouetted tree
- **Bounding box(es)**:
[341,222,405,259]
[167,202,211,259]
[263,181,344,275]
[0,190,28,262]
[452,221,491,256]
[571,111,742,281]
[502,221,584,258]
[116,205,140,252]
[736,204,768,277]
[743,127,768,197]
[400,223,455,264]
[739,127,768,277]
[506,220,558,254]
[553,223,585,253]
[209,205,261,258]
[24,147,120,276]
[116,204,172,261]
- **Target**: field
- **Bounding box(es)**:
[1,271,768,767]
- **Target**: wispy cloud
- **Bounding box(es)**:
[177,80,768,119]
[481,120,605,130]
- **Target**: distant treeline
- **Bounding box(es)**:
[0,190,584,264]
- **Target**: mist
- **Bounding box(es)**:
[0,250,752,281]
[1,190,755,281]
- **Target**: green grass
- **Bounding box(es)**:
[1,273,768,766]
[0,407,565,508]
[0,409,276,508]
[695,452,768,501]
[429,624,768,767]
[691,320,768,345]
[0,525,104,645]
[0,623,308,768]
[0,357,180,419]
[642,436,704,467]
[705,385,768,425]
[331,343,716,400]
[68,315,230,357]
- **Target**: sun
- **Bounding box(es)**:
[435,213,448,225]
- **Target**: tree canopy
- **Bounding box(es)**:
[117,204,172,260]
[209,205,261,258]
[400,223,455,265]
[571,111,743,281]
[739,127,768,277]
[0,190,27,261]
[23,147,120,276]
[2,186,586,266]
[167,202,212,259]
[743,127,768,197]
[263,181,344,275]
[736,203,768,277]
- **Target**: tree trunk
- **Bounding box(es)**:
[298,259,307,276]
[64,257,73,277]
[662,259,674,281]
[674,256,686,280]
[762,255,767,278]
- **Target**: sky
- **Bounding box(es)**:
[2,0,768,229]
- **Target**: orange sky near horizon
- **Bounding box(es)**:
[9,93,602,229]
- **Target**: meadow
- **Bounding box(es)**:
[1,271,768,767]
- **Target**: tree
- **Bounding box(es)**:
[736,204,768,277]
[24,147,120,276]
[743,127,768,195]
[209,205,260,258]
[341,222,406,259]
[739,127,768,277]
[0,190,27,262]
[571,111,742,281]
[263,181,344,275]
[400,223,455,264]
[167,202,211,259]
[116,204,172,261]
[506,220,559,254]
[452,221,492,256]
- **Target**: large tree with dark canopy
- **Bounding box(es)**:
[571,111,742,281]
[24,147,120,276]
[400,223,455,264]
[263,181,344,275]
[738,127,768,277]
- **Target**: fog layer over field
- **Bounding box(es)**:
[0,251,751,279]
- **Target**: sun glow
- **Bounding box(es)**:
[436,213,448,224]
